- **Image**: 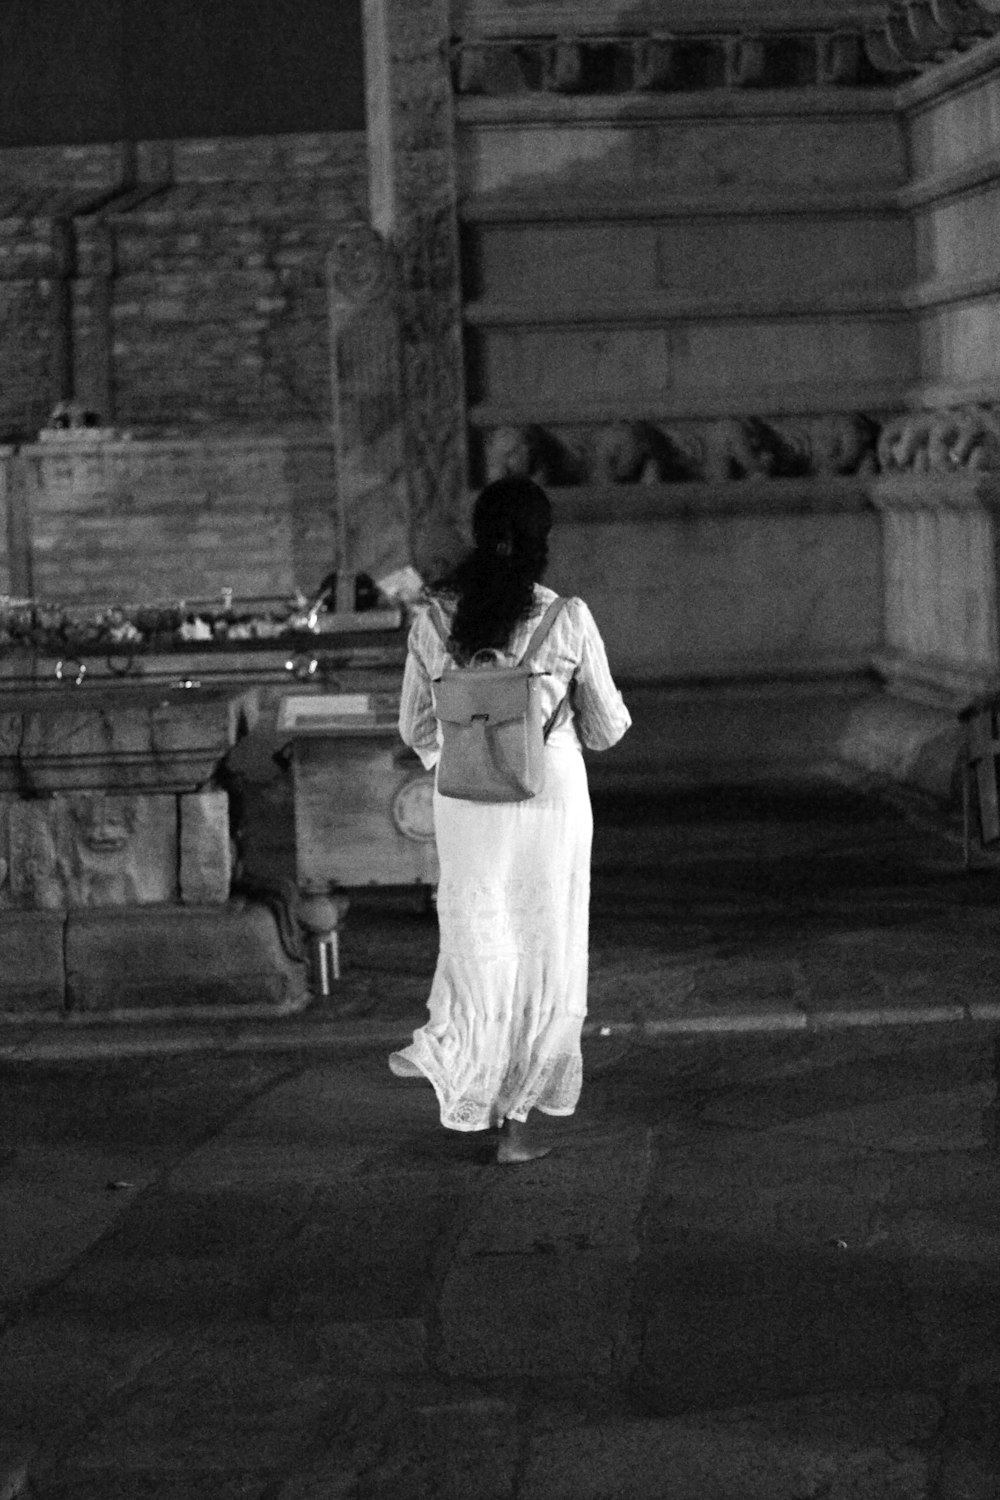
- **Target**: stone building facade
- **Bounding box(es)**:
[1,0,1000,786]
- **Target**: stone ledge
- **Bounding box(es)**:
[0,910,66,1014]
[63,901,309,1016]
[837,691,964,800]
[585,674,880,792]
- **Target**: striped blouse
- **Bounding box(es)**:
[398,584,632,771]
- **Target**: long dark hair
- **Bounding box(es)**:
[432,476,552,661]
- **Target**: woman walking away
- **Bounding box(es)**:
[390,476,631,1163]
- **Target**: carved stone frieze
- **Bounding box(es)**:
[877,405,1000,473]
[864,0,999,72]
[477,406,1000,485]
[366,0,469,575]
[477,412,882,487]
[450,29,905,95]
[327,225,394,308]
[2,792,177,909]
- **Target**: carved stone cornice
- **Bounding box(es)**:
[864,0,1000,73]
[876,405,1000,475]
[871,473,1000,510]
[460,184,901,222]
[451,28,902,93]
[362,0,469,574]
[450,3,891,38]
[474,413,884,486]
[470,404,1000,488]
[449,2,1000,93]
[895,28,1000,101]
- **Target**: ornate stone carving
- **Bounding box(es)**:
[483,423,584,486]
[633,37,675,92]
[543,39,586,93]
[798,412,879,478]
[877,406,1000,473]
[7,793,177,908]
[816,33,864,86]
[865,0,998,71]
[592,421,698,484]
[367,0,468,575]
[475,412,881,486]
[327,225,393,308]
[724,37,768,88]
[451,28,903,94]
[326,225,410,583]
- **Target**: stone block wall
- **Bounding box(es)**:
[0,789,230,909]
[460,92,914,436]
[9,434,338,605]
[872,476,1000,699]
[901,39,1000,405]
[0,131,368,605]
[0,145,134,439]
[0,132,368,439]
[548,484,882,681]
[451,9,912,686]
[84,136,369,430]
[0,148,126,441]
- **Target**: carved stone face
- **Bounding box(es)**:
[9,795,176,907]
[484,427,532,481]
[68,793,140,858]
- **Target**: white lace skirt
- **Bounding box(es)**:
[389,742,592,1131]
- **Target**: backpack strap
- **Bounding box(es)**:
[517,597,566,669]
[426,596,565,669]
[425,599,453,655]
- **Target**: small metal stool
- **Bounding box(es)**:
[298,893,351,996]
[960,697,1000,868]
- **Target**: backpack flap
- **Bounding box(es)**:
[425,595,564,803]
[432,666,534,729]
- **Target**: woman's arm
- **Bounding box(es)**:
[572,600,632,751]
[398,618,441,770]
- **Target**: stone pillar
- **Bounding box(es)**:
[838,473,1000,796]
[72,218,116,423]
[871,473,1000,708]
[326,225,410,585]
[0,445,29,602]
[362,0,470,577]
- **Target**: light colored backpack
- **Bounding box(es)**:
[428,597,568,803]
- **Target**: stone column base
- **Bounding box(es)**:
[0,900,310,1020]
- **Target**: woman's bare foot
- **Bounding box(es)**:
[496,1118,551,1164]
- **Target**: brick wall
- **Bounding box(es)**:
[0,133,367,604]
[0,132,369,439]
[12,435,338,606]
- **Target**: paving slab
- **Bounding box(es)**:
[1,774,997,1054]
[39,1475,272,1500]
[5,780,1000,1496]
[438,1248,633,1381]
[0,1145,154,1307]
[265,1188,464,1323]
[704,1084,992,1153]
[0,1321,172,1460]
[520,1394,940,1500]
[456,1125,651,1257]
[50,1329,349,1479]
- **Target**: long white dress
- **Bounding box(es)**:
[390,585,631,1132]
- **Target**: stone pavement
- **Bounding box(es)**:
[3,1023,1000,1498]
[2,770,999,1061]
[3,774,1000,1498]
